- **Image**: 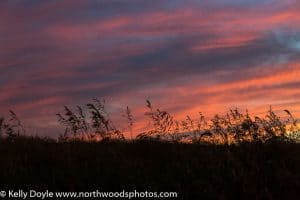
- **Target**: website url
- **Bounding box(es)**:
[0,190,178,199]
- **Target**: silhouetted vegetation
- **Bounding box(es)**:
[56,98,124,141]
[1,137,300,199]
[54,99,300,143]
[0,110,25,138]
[1,100,300,199]
[0,99,299,143]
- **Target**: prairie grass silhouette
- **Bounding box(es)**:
[53,98,300,144]
[1,99,300,199]
[0,98,299,143]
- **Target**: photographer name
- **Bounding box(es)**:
[8,190,53,199]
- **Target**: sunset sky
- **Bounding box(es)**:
[1,0,300,137]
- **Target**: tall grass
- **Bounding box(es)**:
[56,98,125,141]
[54,99,300,143]
[1,99,299,143]
[0,110,25,138]
[2,100,300,199]
[123,106,134,140]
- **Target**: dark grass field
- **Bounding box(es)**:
[1,137,300,199]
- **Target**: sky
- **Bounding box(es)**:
[1,0,300,137]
